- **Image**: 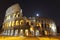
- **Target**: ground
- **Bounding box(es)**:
[0,36,60,40]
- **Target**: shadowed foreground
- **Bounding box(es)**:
[0,36,60,40]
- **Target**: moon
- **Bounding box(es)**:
[36,13,39,16]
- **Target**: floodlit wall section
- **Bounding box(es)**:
[2,3,57,36]
[3,3,22,29]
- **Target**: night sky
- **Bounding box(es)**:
[0,0,60,31]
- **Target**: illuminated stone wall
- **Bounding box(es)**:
[2,3,23,36]
[2,3,57,36]
[28,17,57,36]
[3,3,22,29]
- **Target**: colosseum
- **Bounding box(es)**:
[2,3,57,37]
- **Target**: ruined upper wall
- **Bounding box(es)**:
[5,3,22,16]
